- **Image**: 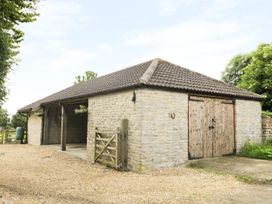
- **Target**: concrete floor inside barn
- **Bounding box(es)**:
[45,144,87,160]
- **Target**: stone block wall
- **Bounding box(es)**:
[87,88,189,172]
[88,89,142,171]
[87,90,263,171]
[28,112,42,145]
[262,116,272,141]
[235,100,262,151]
[139,89,188,171]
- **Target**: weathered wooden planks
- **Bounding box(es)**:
[189,99,205,158]
[189,96,235,159]
[94,119,128,171]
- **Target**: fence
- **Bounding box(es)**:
[94,119,128,171]
[0,129,17,144]
[0,129,27,144]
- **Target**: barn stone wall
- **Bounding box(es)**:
[139,89,188,171]
[28,112,42,145]
[235,100,262,151]
[86,90,263,171]
[262,116,272,141]
[88,89,142,171]
[87,88,189,172]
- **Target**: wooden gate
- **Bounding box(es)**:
[94,119,128,170]
[189,96,235,159]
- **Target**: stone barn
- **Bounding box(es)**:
[19,58,262,172]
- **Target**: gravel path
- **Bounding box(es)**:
[0,145,271,204]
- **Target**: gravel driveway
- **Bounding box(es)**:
[0,145,272,204]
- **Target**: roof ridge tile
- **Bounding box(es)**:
[139,58,160,84]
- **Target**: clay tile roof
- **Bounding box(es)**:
[18,58,262,112]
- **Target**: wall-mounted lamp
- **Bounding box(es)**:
[132,91,136,103]
[169,113,175,119]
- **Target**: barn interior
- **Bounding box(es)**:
[42,102,88,156]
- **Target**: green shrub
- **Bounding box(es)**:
[239,141,272,160]
[265,139,272,145]
[262,111,272,117]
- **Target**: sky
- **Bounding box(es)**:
[3,0,272,115]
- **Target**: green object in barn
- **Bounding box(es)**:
[16,127,25,140]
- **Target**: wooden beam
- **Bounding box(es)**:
[60,105,67,151]
[42,108,48,145]
[25,114,29,144]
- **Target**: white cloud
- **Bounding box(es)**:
[123,19,256,78]
[157,0,181,16]
[3,0,268,115]
[156,0,244,17]
[25,0,95,39]
[3,0,98,114]
[46,49,98,73]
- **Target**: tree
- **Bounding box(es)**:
[0,108,9,129]
[222,43,272,111]
[74,71,97,84]
[221,54,251,86]
[11,113,27,129]
[0,0,39,102]
[240,44,272,111]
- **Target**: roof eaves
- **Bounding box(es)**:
[142,83,263,101]
[19,83,143,113]
[18,108,32,113]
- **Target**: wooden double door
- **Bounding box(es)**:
[189,96,235,159]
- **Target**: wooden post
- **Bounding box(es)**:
[1,130,3,144]
[120,119,128,171]
[115,128,120,169]
[25,114,29,144]
[60,105,67,151]
[4,130,8,144]
[94,128,97,163]
[42,108,48,145]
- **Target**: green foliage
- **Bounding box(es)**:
[221,54,251,86]
[0,108,9,128]
[266,139,272,145]
[240,44,272,111]
[239,141,272,160]
[74,71,97,84]
[222,43,272,111]
[11,113,27,129]
[0,0,39,102]
[262,111,272,117]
